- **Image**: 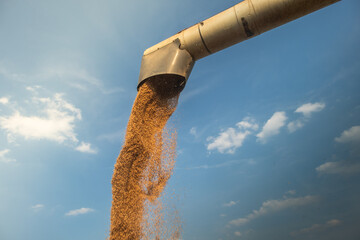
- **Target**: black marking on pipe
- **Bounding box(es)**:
[198,23,211,54]
[241,17,254,37]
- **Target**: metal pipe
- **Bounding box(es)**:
[138,0,340,90]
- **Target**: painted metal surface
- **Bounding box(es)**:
[138,0,340,90]
[138,39,194,91]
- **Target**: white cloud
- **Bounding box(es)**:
[207,117,258,154]
[256,112,287,143]
[0,149,16,163]
[223,200,237,207]
[229,218,250,226]
[287,102,326,133]
[335,125,360,144]
[327,219,341,226]
[295,102,325,117]
[287,120,304,133]
[0,93,81,143]
[207,127,248,153]
[316,161,360,175]
[228,195,318,226]
[75,141,97,154]
[284,190,296,196]
[236,120,259,130]
[26,86,42,92]
[0,97,9,105]
[234,231,242,237]
[65,207,94,216]
[31,204,44,212]
[291,219,341,236]
[190,127,197,137]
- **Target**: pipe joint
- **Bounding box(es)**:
[137,0,340,91]
[138,39,195,91]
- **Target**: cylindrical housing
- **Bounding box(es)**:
[138,0,340,88]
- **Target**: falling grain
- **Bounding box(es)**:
[110,79,182,240]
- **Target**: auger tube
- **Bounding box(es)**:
[138,0,340,91]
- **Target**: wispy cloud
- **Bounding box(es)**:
[335,125,360,144]
[287,119,304,133]
[316,161,360,175]
[207,117,258,154]
[31,204,44,212]
[0,65,122,95]
[223,200,238,207]
[180,85,209,103]
[284,190,296,197]
[288,102,325,133]
[65,207,94,216]
[256,112,287,143]
[190,127,197,137]
[0,66,27,82]
[42,67,122,94]
[295,102,325,117]
[75,142,98,154]
[234,231,242,237]
[228,194,318,227]
[291,219,341,236]
[45,67,102,88]
[0,149,16,163]
[26,86,42,92]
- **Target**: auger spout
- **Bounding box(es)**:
[138,0,340,91]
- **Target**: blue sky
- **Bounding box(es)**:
[0,0,359,239]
